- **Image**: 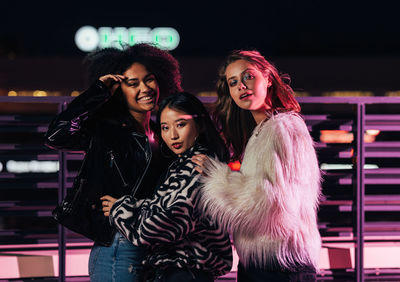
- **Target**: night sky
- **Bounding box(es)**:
[2,1,399,59]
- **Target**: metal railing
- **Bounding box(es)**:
[1,96,400,281]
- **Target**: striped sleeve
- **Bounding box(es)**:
[109,195,145,241]
[110,169,200,246]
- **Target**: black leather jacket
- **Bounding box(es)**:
[46,81,165,246]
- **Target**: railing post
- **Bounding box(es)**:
[355,102,365,282]
[57,101,68,282]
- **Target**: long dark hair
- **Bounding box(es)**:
[214,49,301,161]
[82,43,182,128]
[156,92,229,162]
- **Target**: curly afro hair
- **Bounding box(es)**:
[83,43,182,98]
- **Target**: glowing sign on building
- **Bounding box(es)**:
[75,25,180,52]
[6,160,59,173]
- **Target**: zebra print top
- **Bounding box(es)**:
[110,143,233,277]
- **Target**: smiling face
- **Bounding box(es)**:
[120,63,160,117]
[225,59,271,113]
[160,106,199,156]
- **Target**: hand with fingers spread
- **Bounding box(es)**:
[191,153,210,175]
[100,195,117,217]
[99,74,126,95]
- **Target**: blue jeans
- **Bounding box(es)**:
[89,231,146,282]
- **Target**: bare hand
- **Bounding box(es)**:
[191,154,209,175]
[99,74,126,94]
[100,195,117,217]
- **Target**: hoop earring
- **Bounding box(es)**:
[160,142,174,158]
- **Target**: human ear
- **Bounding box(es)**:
[266,77,272,88]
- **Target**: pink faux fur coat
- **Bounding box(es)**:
[200,112,322,271]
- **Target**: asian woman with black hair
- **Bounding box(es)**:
[103,92,233,282]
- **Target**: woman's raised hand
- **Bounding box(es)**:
[99,74,126,95]
[191,154,210,175]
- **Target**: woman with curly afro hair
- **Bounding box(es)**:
[46,43,182,281]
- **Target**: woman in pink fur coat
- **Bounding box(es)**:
[192,49,322,282]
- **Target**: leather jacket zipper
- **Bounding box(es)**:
[108,150,128,187]
[129,136,152,197]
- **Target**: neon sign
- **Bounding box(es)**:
[6,160,59,173]
[75,25,180,52]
